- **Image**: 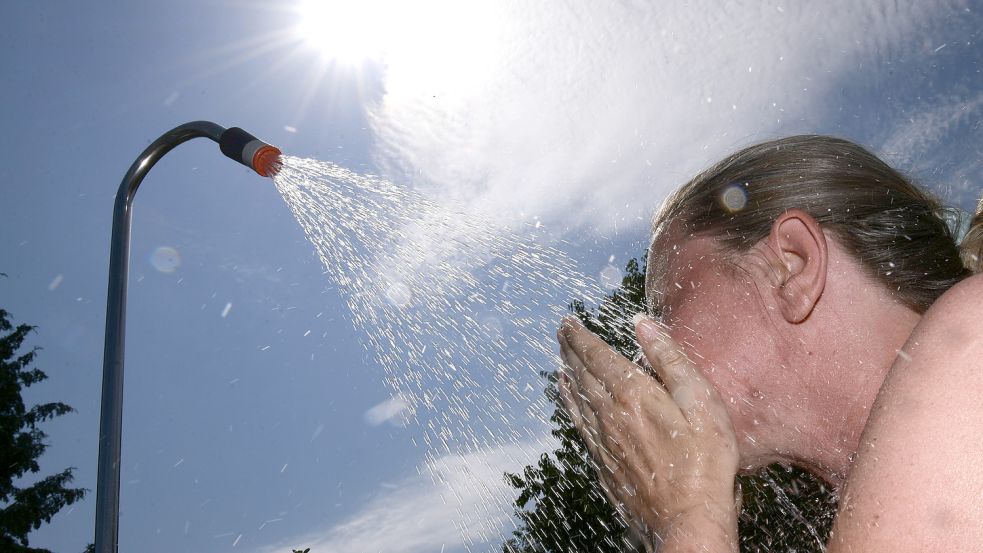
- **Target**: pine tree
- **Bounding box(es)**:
[503,257,837,552]
[1,306,87,553]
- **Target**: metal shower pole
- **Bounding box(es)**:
[94,121,280,553]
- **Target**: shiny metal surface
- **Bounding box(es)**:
[95,121,226,553]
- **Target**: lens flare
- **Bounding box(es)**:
[720,183,748,212]
[150,246,181,273]
[599,264,622,290]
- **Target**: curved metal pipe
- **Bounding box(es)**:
[95,121,279,553]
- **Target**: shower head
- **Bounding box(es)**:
[219,126,282,177]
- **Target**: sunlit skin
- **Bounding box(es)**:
[558,316,740,551]
[558,208,983,550]
[642,211,921,484]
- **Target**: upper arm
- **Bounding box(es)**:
[828,274,983,551]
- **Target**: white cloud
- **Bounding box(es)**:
[364,395,411,426]
[249,438,552,553]
[367,1,968,233]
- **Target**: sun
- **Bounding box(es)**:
[297,0,401,64]
[294,0,505,112]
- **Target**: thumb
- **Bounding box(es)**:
[633,314,708,413]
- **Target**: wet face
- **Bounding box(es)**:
[646,221,789,467]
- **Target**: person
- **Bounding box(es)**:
[556,134,983,552]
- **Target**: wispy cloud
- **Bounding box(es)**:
[368,1,969,233]
[364,395,412,426]
[249,439,551,553]
[880,93,983,160]
[877,92,983,210]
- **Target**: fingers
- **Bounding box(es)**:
[558,333,619,421]
[558,366,636,521]
[556,315,741,543]
[557,320,666,482]
[557,362,623,476]
[556,334,634,462]
[559,315,666,404]
[634,315,713,418]
[558,333,602,398]
[558,344,616,455]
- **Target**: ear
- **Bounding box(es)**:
[768,208,828,323]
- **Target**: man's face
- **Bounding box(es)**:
[645,221,788,466]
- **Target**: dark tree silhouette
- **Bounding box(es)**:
[0,306,87,553]
[503,257,837,552]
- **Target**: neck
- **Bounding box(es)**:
[780,296,922,491]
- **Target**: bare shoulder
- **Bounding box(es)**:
[828,273,983,551]
[924,271,983,327]
[906,272,983,361]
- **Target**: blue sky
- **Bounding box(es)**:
[1,2,981,553]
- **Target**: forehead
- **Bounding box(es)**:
[645,219,718,310]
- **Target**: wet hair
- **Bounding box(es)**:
[650,135,983,314]
[961,196,983,272]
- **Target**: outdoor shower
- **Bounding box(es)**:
[94,121,281,553]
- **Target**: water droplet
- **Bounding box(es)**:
[47,274,64,291]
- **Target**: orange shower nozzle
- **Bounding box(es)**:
[219,127,282,178]
[252,144,282,177]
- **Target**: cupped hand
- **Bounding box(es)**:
[556,314,740,549]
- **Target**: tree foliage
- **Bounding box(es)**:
[0,307,87,553]
[503,257,837,552]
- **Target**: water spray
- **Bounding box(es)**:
[94,121,280,553]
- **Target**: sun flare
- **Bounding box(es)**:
[296,0,502,69]
[297,0,391,63]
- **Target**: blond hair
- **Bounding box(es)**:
[959,196,983,273]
